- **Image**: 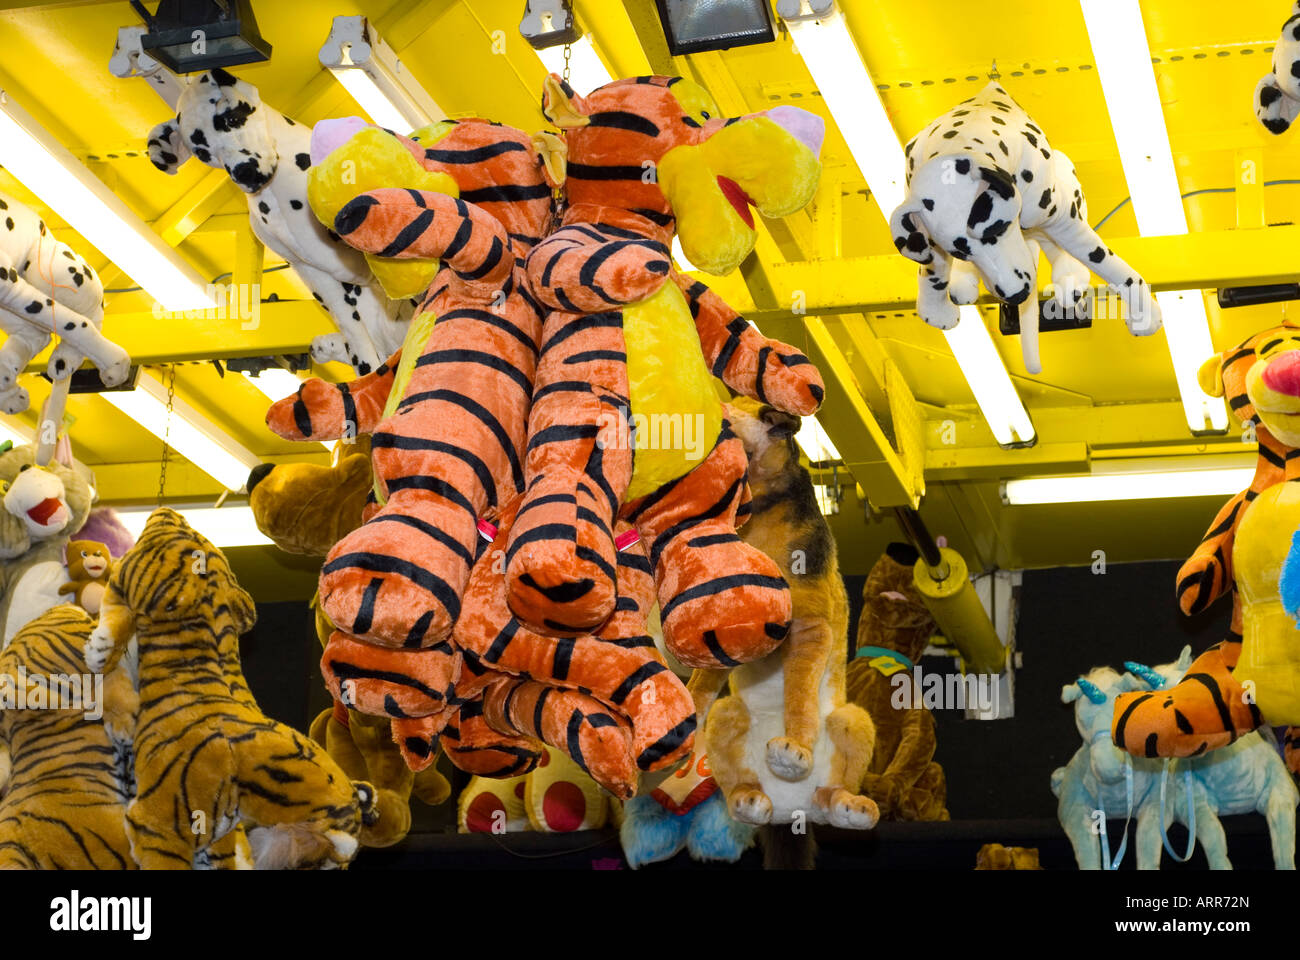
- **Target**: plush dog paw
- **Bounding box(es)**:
[729,785,773,825]
[1121,279,1162,337]
[765,736,814,782]
[817,786,879,830]
[310,333,351,368]
[94,345,132,388]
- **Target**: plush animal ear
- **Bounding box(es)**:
[1115,673,1143,693]
[759,406,801,438]
[1256,74,1300,135]
[146,118,191,174]
[1061,683,1081,704]
[965,166,1019,240]
[532,131,567,189]
[1196,353,1225,398]
[541,74,590,129]
[889,201,935,265]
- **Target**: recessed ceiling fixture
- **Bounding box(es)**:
[1078,0,1227,436]
[320,15,444,133]
[778,0,1035,447]
[116,503,271,547]
[0,91,214,312]
[130,0,271,74]
[653,0,776,56]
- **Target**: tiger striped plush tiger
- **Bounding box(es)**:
[502,75,827,673]
[0,606,137,869]
[83,508,375,869]
[1113,321,1300,758]
[265,118,556,721]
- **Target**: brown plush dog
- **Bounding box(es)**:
[975,843,1042,869]
[698,401,877,830]
[846,544,949,821]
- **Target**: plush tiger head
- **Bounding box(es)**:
[1255,2,1300,135]
[542,74,823,274]
[92,508,255,671]
[1198,320,1300,445]
[0,443,93,561]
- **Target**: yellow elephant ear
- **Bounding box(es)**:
[542,74,590,129]
[366,256,440,301]
[1197,354,1225,398]
[532,131,567,188]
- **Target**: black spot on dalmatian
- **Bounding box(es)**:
[904,232,928,255]
[312,291,323,302]
[190,129,208,146]
[991,115,1005,125]
[922,198,934,211]
[951,236,971,259]
[4,218,12,231]
[1041,148,1051,160]
[54,359,65,371]
[979,167,1016,200]
[980,220,1010,244]
[213,101,255,132]
[63,322,74,331]
[258,201,270,214]
[1262,85,1282,108]
[194,147,211,162]
[1069,202,1079,219]
[24,301,42,314]
[998,140,1009,156]
[1293,61,1300,80]
[0,198,7,210]
[1039,188,1052,209]
[154,151,178,170]
[1264,116,1290,134]
[290,199,303,210]
[943,130,958,139]
[61,250,73,260]
[1021,169,1033,182]
[954,158,971,175]
[296,153,312,171]
[284,117,296,126]
[210,68,239,87]
[1089,246,1107,263]
[1024,132,1038,148]
[229,159,272,191]
[968,192,993,229]
[38,222,45,236]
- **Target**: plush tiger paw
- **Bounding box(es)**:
[815,786,879,831]
[1111,642,1260,758]
[766,736,814,782]
[321,632,459,719]
[729,784,773,825]
[753,348,825,417]
[265,377,349,443]
[84,625,115,674]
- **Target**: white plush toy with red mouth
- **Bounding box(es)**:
[890,82,1162,374]
[0,441,94,646]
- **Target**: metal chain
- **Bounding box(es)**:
[156,364,176,507]
[563,42,572,83]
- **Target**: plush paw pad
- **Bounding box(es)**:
[765,736,814,782]
[729,786,773,825]
[824,788,879,830]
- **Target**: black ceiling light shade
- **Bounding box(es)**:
[654,0,776,56]
[130,0,272,74]
[519,0,580,50]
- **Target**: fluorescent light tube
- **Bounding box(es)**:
[1004,465,1254,505]
[536,35,613,95]
[782,5,1033,446]
[1079,0,1226,433]
[320,16,443,134]
[0,91,213,312]
[796,416,842,462]
[241,369,335,453]
[104,372,260,491]
[115,504,271,547]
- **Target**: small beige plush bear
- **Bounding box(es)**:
[59,540,112,616]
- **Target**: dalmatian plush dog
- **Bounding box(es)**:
[0,192,130,414]
[890,82,1162,374]
[146,68,408,376]
[1255,3,1300,135]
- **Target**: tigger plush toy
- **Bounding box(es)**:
[502,74,827,676]
[1112,321,1300,760]
[890,82,1161,374]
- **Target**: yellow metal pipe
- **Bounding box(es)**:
[912,547,1005,675]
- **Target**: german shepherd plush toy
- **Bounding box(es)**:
[699,401,877,831]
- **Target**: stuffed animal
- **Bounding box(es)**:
[975,844,1042,869]
[71,507,136,560]
[700,401,877,830]
[265,117,556,695]
[58,540,112,615]
[84,508,376,869]
[1112,322,1300,758]
[501,75,827,675]
[0,605,138,868]
[890,82,1161,374]
[1255,2,1300,135]
[246,448,451,848]
[145,69,409,374]
[0,191,131,414]
[458,744,617,834]
[1123,652,1297,869]
[846,543,949,821]
[1056,664,1184,870]
[0,441,94,646]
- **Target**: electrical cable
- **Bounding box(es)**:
[1092,179,1300,233]
[103,262,293,295]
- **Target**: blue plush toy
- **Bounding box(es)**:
[1279,529,1300,624]
[620,771,754,869]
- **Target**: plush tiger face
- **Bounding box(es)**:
[108,507,256,639]
[542,74,823,274]
[1198,321,1300,445]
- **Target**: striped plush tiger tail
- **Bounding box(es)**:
[676,276,825,417]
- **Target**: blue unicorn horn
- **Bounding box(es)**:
[1075,677,1107,704]
[1124,661,1165,690]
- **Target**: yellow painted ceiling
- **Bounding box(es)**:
[0,0,1295,595]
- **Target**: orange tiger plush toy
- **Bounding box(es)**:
[1112,321,1300,758]
[266,117,556,716]
[504,75,827,673]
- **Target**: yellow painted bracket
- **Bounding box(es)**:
[803,316,920,508]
